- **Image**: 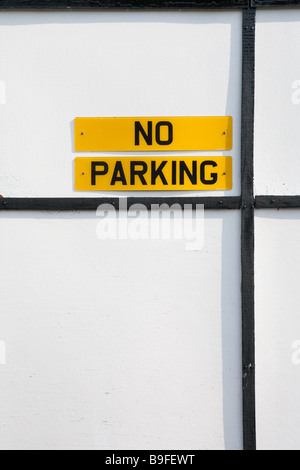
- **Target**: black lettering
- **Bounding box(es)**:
[179,161,197,185]
[130,161,148,185]
[155,121,173,146]
[135,121,152,146]
[172,161,177,185]
[151,161,168,185]
[111,161,127,186]
[200,160,218,185]
[91,161,108,186]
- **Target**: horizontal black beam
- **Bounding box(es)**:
[0,0,250,9]
[253,0,300,6]
[0,197,241,211]
[255,196,300,209]
[6,195,300,211]
[130,196,242,209]
[1,0,300,10]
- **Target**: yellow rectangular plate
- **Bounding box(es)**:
[75,157,232,191]
[75,117,232,152]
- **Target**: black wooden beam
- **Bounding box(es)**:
[256,196,300,209]
[241,8,256,451]
[253,0,300,6]
[2,0,300,9]
[0,197,241,211]
[0,0,250,10]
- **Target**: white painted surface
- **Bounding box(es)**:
[255,210,300,450]
[0,9,243,450]
[0,211,242,450]
[255,9,300,195]
[0,11,242,197]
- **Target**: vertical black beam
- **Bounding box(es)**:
[241,8,256,451]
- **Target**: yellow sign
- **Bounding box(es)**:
[74,117,232,152]
[75,157,232,191]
